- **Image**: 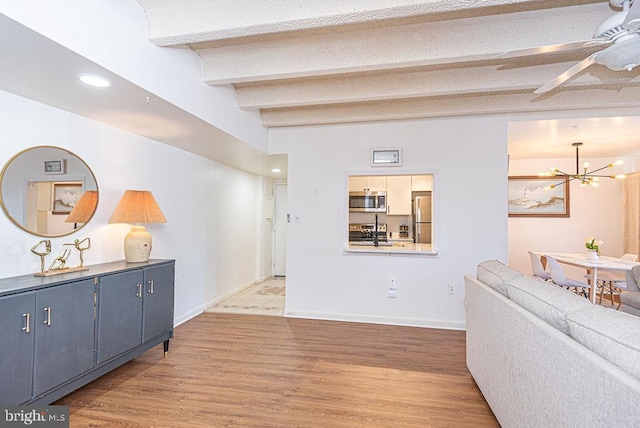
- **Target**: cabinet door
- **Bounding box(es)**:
[143,263,175,343]
[97,270,143,364]
[349,176,387,192]
[366,176,387,192]
[386,175,412,215]
[33,279,95,396]
[0,292,35,404]
[411,175,432,191]
[348,176,367,192]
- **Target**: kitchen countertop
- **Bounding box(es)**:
[387,237,414,243]
[345,242,436,255]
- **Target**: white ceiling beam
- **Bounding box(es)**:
[235,61,640,109]
[198,3,610,85]
[259,85,640,127]
[138,0,588,46]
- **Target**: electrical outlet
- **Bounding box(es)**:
[294,213,301,223]
[389,278,397,290]
[388,289,396,298]
[448,284,455,295]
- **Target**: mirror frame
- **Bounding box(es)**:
[0,146,99,237]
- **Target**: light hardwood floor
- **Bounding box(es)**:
[57,313,498,427]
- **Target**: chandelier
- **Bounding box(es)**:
[539,142,626,189]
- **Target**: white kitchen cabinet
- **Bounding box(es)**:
[348,176,386,192]
[411,175,432,191]
[386,175,412,215]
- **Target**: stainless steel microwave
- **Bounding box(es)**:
[349,191,386,213]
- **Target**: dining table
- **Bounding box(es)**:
[539,252,640,304]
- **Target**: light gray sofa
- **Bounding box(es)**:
[621,265,640,317]
[465,260,640,428]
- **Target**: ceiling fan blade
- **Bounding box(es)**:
[501,40,603,58]
[622,0,640,30]
[583,39,612,48]
[534,54,597,94]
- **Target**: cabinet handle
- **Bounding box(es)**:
[147,280,154,294]
[43,307,51,326]
[22,313,30,333]
[136,283,142,298]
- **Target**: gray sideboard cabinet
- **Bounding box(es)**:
[97,263,175,364]
[0,259,175,406]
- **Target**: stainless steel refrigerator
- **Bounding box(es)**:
[412,192,432,244]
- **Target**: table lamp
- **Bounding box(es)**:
[108,190,167,263]
[65,190,98,228]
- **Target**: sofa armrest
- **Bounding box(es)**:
[626,266,640,292]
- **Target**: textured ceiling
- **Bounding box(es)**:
[4,1,639,172]
[135,0,640,160]
[136,0,640,124]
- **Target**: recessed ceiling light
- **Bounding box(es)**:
[78,74,111,88]
[271,168,282,173]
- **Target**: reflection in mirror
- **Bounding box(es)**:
[0,146,98,237]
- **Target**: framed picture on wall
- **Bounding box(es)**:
[44,159,66,175]
[508,176,570,217]
[52,182,83,215]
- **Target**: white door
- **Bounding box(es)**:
[273,183,287,276]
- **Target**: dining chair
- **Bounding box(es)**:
[546,256,590,298]
[586,253,638,308]
[528,251,552,282]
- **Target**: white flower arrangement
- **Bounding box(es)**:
[585,237,604,254]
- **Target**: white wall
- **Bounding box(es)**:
[270,115,509,329]
[508,156,633,279]
[1,0,267,151]
[0,90,270,325]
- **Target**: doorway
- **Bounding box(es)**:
[273,183,287,276]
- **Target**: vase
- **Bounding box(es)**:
[586,250,599,261]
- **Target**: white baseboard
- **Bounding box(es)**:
[283,310,466,331]
[174,306,204,327]
[255,273,273,283]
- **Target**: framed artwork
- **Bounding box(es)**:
[52,182,83,215]
[44,159,66,175]
[508,176,570,217]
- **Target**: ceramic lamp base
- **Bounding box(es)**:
[124,226,152,262]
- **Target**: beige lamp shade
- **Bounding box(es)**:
[109,190,167,263]
[108,190,167,225]
[65,190,98,223]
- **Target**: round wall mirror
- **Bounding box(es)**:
[0,146,99,237]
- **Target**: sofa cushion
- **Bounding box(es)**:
[566,305,640,381]
[506,276,592,335]
[476,260,523,297]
